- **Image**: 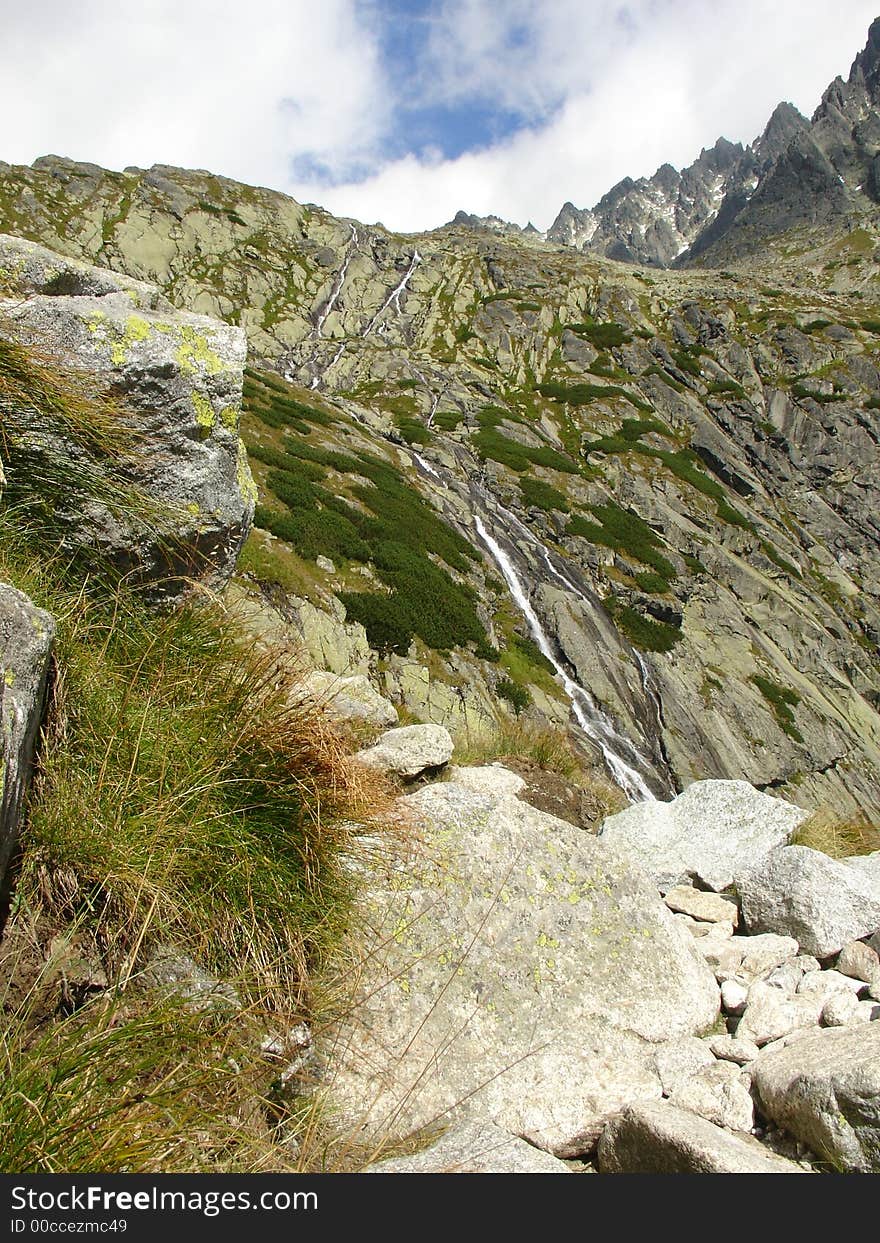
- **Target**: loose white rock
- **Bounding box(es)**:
[445,764,526,803]
[664,885,739,926]
[668,1060,755,1133]
[654,1037,716,1096]
[737,981,822,1047]
[736,845,880,958]
[706,1033,761,1064]
[836,940,880,985]
[597,1101,804,1173]
[721,979,749,1015]
[821,991,863,1027]
[599,779,808,892]
[751,1023,880,1172]
[355,723,454,779]
[796,969,865,1002]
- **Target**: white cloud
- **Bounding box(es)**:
[1,0,878,233]
[0,0,385,189]
[301,0,880,230]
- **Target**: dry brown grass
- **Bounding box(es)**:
[792,806,880,859]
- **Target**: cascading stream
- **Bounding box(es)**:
[473,515,657,804]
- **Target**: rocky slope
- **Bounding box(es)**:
[2,148,880,817]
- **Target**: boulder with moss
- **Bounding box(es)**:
[325,777,719,1158]
[0,233,254,605]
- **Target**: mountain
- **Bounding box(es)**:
[2,24,880,826]
[539,19,880,268]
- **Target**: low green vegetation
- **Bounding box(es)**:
[568,502,677,585]
[751,674,804,743]
[474,407,578,473]
[537,379,652,413]
[244,370,493,658]
[519,477,571,512]
[566,318,632,350]
[496,677,532,714]
[609,602,683,652]
[0,344,383,1172]
[244,368,336,431]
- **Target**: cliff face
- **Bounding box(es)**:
[2,144,880,816]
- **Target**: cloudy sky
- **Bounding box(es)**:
[1,1,877,232]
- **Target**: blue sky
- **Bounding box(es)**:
[1,1,878,231]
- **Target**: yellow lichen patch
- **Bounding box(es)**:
[109,315,152,366]
[219,405,238,431]
[174,325,225,376]
[191,391,216,431]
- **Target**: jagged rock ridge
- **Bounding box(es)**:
[529,19,880,267]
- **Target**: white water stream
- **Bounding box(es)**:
[365,249,422,335]
[473,516,656,803]
[315,223,359,338]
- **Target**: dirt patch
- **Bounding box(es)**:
[491,756,614,830]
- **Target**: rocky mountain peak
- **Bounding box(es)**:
[542,17,880,268]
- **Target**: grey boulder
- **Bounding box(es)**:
[599,780,807,892]
[751,1023,880,1172]
[1,234,254,605]
[325,782,719,1158]
[0,584,55,900]
[355,723,454,780]
[597,1101,804,1173]
[736,846,880,958]
[300,671,398,729]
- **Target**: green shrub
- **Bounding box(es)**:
[537,380,651,412]
[612,605,682,652]
[751,674,804,742]
[496,678,532,714]
[519,477,571,512]
[568,503,676,581]
[567,319,632,349]
[707,379,746,398]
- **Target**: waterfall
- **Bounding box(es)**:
[473,516,657,804]
[315,223,358,338]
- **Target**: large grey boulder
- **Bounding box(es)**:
[363,1121,571,1173]
[599,780,808,892]
[355,723,453,780]
[751,1024,880,1172]
[736,846,880,958]
[0,584,55,901]
[596,1101,804,1173]
[0,234,254,605]
[324,782,719,1158]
